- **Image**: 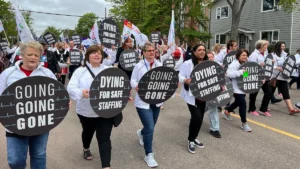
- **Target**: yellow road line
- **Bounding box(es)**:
[231,114,300,140]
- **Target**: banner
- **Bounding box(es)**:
[89,20,101,45]
[138,67,179,104]
[282,55,296,79]
[14,5,34,42]
[99,19,120,48]
[71,34,81,46]
[89,68,131,118]
[119,49,139,71]
[0,76,70,136]
[168,10,175,53]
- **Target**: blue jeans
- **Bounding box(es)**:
[207,103,220,131]
[7,132,49,169]
[136,105,161,155]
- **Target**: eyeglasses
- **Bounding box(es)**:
[146,50,155,52]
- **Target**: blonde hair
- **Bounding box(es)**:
[56,42,65,50]
[19,41,43,56]
[212,43,221,54]
[142,42,155,51]
[255,40,268,50]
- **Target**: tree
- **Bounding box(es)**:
[225,0,298,41]
[75,13,97,38]
[0,0,17,42]
[107,0,211,44]
[43,26,62,40]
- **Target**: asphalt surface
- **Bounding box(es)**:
[1,85,300,169]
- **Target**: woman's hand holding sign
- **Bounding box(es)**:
[276,66,283,72]
[82,89,90,98]
[184,78,192,85]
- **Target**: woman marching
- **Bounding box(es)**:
[271,42,300,115]
[223,49,252,132]
[131,42,163,168]
[55,42,69,85]
[179,44,207,154]
[67,45,117,169]
[247,40,273,116]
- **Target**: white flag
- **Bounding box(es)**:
[60,33,65,42]
[14,5,34,42]
[89,20,101,45]
[0,20,4,33]
[122,20,147,46]
[168,10,176,53]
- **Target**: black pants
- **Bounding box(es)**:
[69,65,80,79]
[272,80,290,100]
[248,82,272,112]
[77,114,113,168]
[58,75,66,85]
[227,94,247,123]
[187,100,206,142]
[289,76,300,89]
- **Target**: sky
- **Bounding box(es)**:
[7,0,113,36]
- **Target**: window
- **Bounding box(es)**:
[216,6,228,19]
[261,30,279,43]
[262,0,280,11]
[215,34,227,45]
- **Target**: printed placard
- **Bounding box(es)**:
[0,76,70,136]
[282,55,296,79]
[190,61,225,101]
[89,68,131,118]
[119,49,139,71]
[263,54,274,80]
[0,39,9,55]
[99,19,120,48]
[149,32,161,43]
[138,67,178,104]
[236,62,264,94]
[71,34,81,46]
[43,32,57,45]
[70,49,81,65]
[163,58,175,69]
[209,77,233,106]
[223,51,237,71]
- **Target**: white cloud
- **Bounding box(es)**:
[8,0,113,36]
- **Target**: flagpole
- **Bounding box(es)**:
[2,29,10,44]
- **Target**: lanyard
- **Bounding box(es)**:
[144,59,149,71]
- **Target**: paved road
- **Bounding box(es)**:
[1,86,300,169]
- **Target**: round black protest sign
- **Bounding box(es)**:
[209,77,233,106]
[163,58,175,69]
[0,76,70,136]
[263,54,274,80]
[236,62,264,94]
[0,39,9,55]
[282,55,296,79]
[89,68,130,118]
[138,67,178,104]
[71,34,81,46]
[190,61,225,101]
[149,32,161,43]
[99,19,120,48]
[70,49,81,65]
[119,49,139,71]
[43,32,57,44]
[223,51,237,71]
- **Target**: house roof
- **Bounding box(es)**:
[222,27,255,34]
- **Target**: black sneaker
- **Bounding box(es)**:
[188,141,195,154]
[295,103,300,109]
[194,139,204,148]
[209,130,222,138]
[271,98,282,104]
[217,107,222,112]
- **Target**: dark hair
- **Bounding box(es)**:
[227,40,236,50]
[297,49,300,53]
[236,49,249,60]
[191,44,208,66]
[83,45,103,66]
[273,41,285,57]
[122,38,133,49]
